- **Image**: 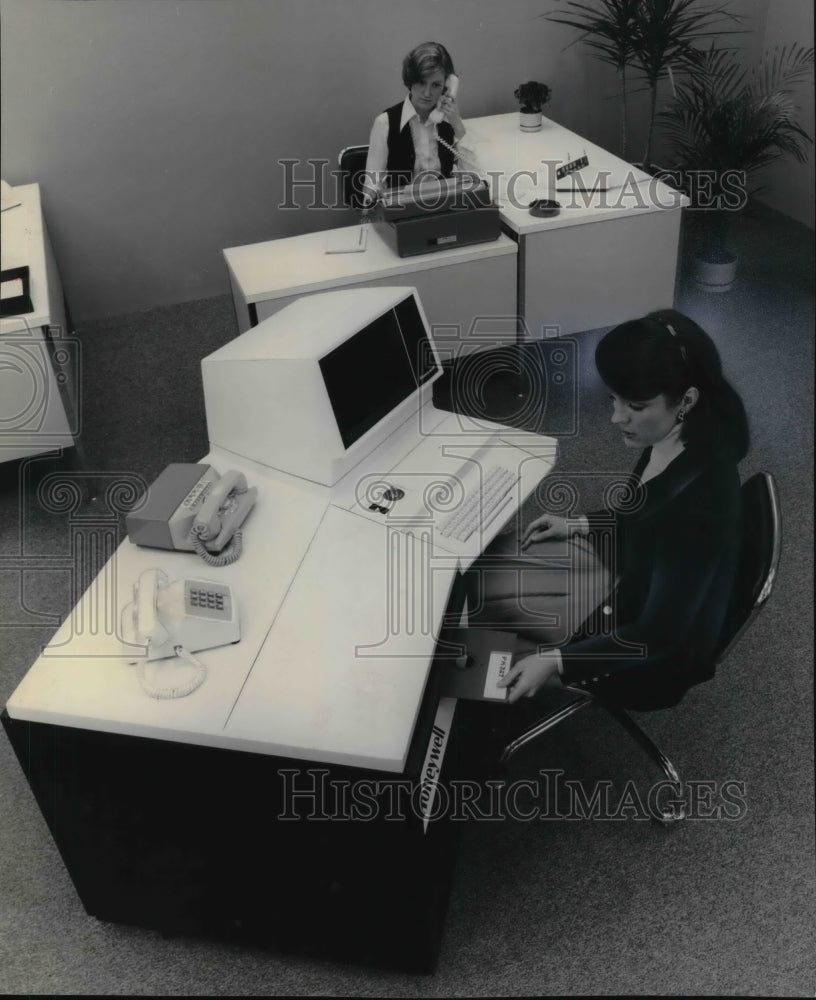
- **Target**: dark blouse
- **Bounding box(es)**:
[559,444,742,710]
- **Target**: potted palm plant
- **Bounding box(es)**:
[514,81,552,131]
[658,42,814,291]
[543,0,741,168]
[543,0,640,158]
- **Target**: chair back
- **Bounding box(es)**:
[716,471,781,664]
[338,144,370,209]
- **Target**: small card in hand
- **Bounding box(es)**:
[437,627,517,702]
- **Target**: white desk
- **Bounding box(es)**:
[1,183,77,462]
[224,222,519,359]
[465,113,687,336]
[6,404,557,772]
[3,402,556,970]
[225,116,686,353]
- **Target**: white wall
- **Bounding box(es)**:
[0,0,620,321]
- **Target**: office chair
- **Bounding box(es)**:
[497,471,782,824]
[338,144,370,210]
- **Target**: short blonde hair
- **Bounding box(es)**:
[402,42,455,88]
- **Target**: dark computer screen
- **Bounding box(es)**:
[319,296,436,450]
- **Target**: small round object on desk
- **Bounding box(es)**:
[528,198,561,218]
[382,486,405,501]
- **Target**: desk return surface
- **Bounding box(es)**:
[465,113,687,336]
[7,413,558,773]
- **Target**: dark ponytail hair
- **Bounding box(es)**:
[595,309,749,461]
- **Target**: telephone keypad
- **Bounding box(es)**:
[184,580,233,620]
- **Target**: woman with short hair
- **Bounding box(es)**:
[362,41,465,202]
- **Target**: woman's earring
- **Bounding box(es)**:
[676,408,686,423]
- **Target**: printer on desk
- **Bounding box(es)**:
[371,178,500,258]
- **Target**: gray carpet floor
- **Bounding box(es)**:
[0,202,813,996]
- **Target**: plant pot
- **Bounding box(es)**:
[692,250,738,293]
[519,110,543,132]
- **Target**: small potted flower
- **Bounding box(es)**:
[514,81,552,132]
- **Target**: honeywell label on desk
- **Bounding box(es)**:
[483,650,513,700]
[420,696,455,833]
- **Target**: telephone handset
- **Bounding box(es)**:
[427,74,480,175]
[190,469,257,566]
[428,73,459,125]
[125,464,257,567]
[122,568,241,698]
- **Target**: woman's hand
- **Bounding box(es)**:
[521,512,570,548]
[439,94,465,137]
[498,651,562,703]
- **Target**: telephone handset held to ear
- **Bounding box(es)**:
[428,74,459,125]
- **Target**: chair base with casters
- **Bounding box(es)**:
[494,471,782,828]
[497,691,686,824]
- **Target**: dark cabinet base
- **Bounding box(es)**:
[2,706,491,973]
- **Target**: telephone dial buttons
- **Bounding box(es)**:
[185,580,233,620]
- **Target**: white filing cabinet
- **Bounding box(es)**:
[1,183,77,462]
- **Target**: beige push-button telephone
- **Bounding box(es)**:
[125,464,257,566]
[122,568,241,699]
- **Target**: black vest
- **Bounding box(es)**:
[384,101,456,189]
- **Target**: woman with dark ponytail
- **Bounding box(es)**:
[597,309,750,463]
[468,309,749,711]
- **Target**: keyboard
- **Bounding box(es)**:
[438,465,518,542]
